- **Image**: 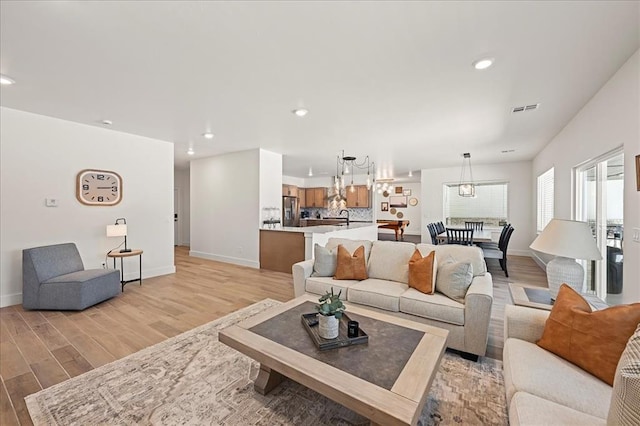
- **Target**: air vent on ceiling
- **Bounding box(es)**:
[512,103,540,113]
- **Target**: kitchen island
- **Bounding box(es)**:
[259,223,378,273]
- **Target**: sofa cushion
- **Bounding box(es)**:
[503,338,611,419]
[607,324,640,425]
[435,260,473,303]
[399,288,464,326]
[367,241,415,284]
[408,249,437,294]
[418,243,487,277]
[537,284,640,386]
[326,238,373,265]
[305,276,359,299]
[334,245,368,280]
[44,269,121,284]
[311,244,337,277]
[509,391,606,426]
[347,279,408,312]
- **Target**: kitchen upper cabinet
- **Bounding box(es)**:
[282,184,298,197]
[305,187,327,208]
[298,188,306,207]
[346,185,370,208]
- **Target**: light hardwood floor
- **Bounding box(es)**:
[0,246,547,425]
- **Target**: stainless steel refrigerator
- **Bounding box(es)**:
[282,196,299,227]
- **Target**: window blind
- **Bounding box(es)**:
[537,167,554,232]
[443,182,508,219]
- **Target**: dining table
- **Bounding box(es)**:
[436,228,494,244]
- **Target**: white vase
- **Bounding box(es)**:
[318,314,339,339]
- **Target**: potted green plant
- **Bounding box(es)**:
[316,288,345,339]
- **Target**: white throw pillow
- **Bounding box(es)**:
[607,324,640,425]
[311,244,337,277]
[435,259,473,303]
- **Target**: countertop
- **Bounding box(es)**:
[261,222,376,234]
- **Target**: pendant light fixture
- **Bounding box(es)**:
[458,153,475,197]
[335,150,375,191]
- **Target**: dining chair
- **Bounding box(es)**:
[436,222,446,234]
[465,221,484,230]
[479,223,511,250]
[482,226,515,277]
[427,223,440,245]
[446,228,474,246]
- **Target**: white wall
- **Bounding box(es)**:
[532,50,640,304]
[421,161,533,255]
[174,168,191,246]
[259,150,284,225]
[0,107,175,307]
[374,182,422,236]
[190,149,282,268]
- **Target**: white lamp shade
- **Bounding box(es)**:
[106,224,127,237]
[530,219,602,261]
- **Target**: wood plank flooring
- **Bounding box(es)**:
[0,246,546,425]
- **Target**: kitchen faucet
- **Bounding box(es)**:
[339,209,350,226]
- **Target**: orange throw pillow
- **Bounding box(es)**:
[333,245,368,280]
[408,249,436,294]
[537,284,640,385]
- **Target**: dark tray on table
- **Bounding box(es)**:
[301,312,368,351]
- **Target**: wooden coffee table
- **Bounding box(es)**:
[219,295,448,426]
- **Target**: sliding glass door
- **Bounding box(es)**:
[575,149,624,303]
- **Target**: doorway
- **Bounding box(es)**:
[575,148,624,303]
[174,188,180,246]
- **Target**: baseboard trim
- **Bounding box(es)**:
[189,251,260,269]
[124,265,176,282]
[0,292,22,308]
[508,249,534,257]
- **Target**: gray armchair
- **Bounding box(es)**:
[23,243,121,310]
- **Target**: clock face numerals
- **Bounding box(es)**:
[76,169,122,206]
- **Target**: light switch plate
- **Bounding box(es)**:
[632,228,640,243]
[45,198,58,207]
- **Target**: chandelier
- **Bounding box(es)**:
[335,150,375,192]
[458,152,475,197]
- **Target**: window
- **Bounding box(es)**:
[537,167,554,233]
[443,182,508,227]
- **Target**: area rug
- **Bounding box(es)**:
[26,299,507,425]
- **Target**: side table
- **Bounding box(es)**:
[508,283,552,311]
[107,249,143,290]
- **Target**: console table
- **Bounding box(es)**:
[107,249,143,290]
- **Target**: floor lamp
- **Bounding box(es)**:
[530,219,602,300]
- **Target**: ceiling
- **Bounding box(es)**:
[1,1,638,179]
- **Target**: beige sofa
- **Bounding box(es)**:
[503,304,612,425]
[292,238,494,360]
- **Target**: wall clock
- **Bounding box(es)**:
[76,169,122,206]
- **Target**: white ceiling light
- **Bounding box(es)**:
[472,58,494,70]
[101,119,113,126]
[187,148,194,155]
[292,108,308,117]
[408,170,413,177]
[308,167,313,177]
[203,132,214,139]
[0,74,15,85]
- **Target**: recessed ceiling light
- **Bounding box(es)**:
[308,167,313,177]
[408,170,413,177]
[101,119,113,126]
[0,74,15,85]
[203,132,214,139]
[292,108,309,117]
[501,149,516,154]
[187,148,195,155]
[472,58,494,70]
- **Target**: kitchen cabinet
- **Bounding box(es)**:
[282,184,298,197]
[298,188,306,207]
[305,187,327,208]
[346,185,370,208]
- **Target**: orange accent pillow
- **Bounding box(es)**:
[333,245,368,280]
[408,249,436,294]
[537,284,640,385]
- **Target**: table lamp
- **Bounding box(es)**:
[530,219,602,300]
[106,218,131,253]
